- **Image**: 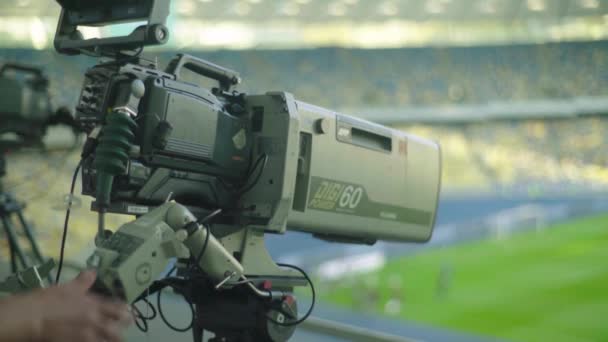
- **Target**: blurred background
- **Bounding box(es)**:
[1,0,607,341]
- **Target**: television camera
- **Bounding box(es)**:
[53,1,442,341]
[0,62,76,150]
[0,62,77,282]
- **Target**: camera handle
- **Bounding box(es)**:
[165,54,241,92]
[0,63,44,78]
[0,63,48,89]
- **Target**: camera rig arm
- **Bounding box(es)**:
[88,201,242,301]
[87,201,309,341]
[87,201,305,303]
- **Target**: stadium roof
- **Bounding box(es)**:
[1,0,608,49]
[175,0,608,22]
[2,0,607,22]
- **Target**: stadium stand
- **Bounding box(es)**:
[2,41,608,262]
[1,41,607,196]
[401,118,608,191]
[1,40,608,108]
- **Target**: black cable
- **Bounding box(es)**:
[54,159,82,283]
[243,149,260,174]
[156,283,195,332]
[188,208,221,273]
[152,208,217,332]
[144,207,219,331]
[242,153,266,184]
[135,297,157,320]
[132,305,148,333]
[193,224,211,272]
[131,297,157,333]
[166,265,177,278]
[237,154,268,196]
[213,153,266,197]
[132,205,260,334]
[265,263,316,327]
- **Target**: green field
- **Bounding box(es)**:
[320,214,608,342]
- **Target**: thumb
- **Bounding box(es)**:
[69,270,97,292]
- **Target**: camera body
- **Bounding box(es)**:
[0,64,53,146]
[54,0,441,242]
[74,53,440,243]
[77,56,252,217]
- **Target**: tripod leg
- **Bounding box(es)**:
[7,229,17,273]
[16,211,45,264]
[17,211,52,283]
[1,216,29,270]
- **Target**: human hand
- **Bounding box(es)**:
[37,270,132,342]
[0,270,131,342]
